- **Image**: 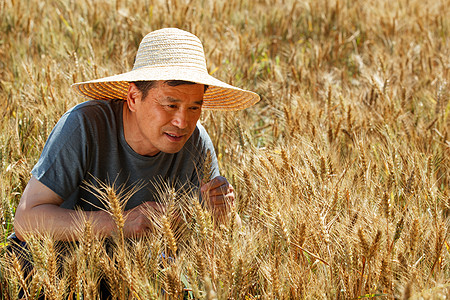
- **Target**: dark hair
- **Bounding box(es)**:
[131,80,209,100]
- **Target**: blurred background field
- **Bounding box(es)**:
[0,0,449,298]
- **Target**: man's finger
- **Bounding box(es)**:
[203,183,230,196]
[208,191,235,207]
[201,176,228,192]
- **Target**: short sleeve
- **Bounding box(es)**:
[31,107,91,200]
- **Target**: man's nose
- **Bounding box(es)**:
[172,110,188,129]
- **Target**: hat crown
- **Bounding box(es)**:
[132,28,208,72]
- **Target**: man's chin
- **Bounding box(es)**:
[160,132,192,153]
[160,144,186,154]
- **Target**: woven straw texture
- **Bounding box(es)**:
[72,28,260,111]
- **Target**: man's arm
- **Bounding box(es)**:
[14,176,157,241]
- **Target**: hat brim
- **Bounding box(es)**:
[71,66,260,111]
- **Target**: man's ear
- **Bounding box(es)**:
[127,83,141,112]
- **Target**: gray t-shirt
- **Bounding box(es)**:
[31,99,219,211]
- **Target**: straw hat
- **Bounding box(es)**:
[72,28,260,111]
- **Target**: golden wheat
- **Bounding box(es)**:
[1,0,449,298]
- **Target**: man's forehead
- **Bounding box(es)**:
[164,96,204,105]
[151,83,205,105]
[157,81,205,92]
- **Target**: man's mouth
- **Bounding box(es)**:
[165,132,184,141]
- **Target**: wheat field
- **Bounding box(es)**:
[0,0,449,299]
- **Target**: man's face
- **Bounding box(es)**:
[127,81,204,156]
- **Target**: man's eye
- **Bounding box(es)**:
[167,105,177,109]
[190,106,200,111]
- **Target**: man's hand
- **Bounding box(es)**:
[201,176,235,220]
[122,201,162,238]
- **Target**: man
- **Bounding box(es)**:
[12,28,259,241]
